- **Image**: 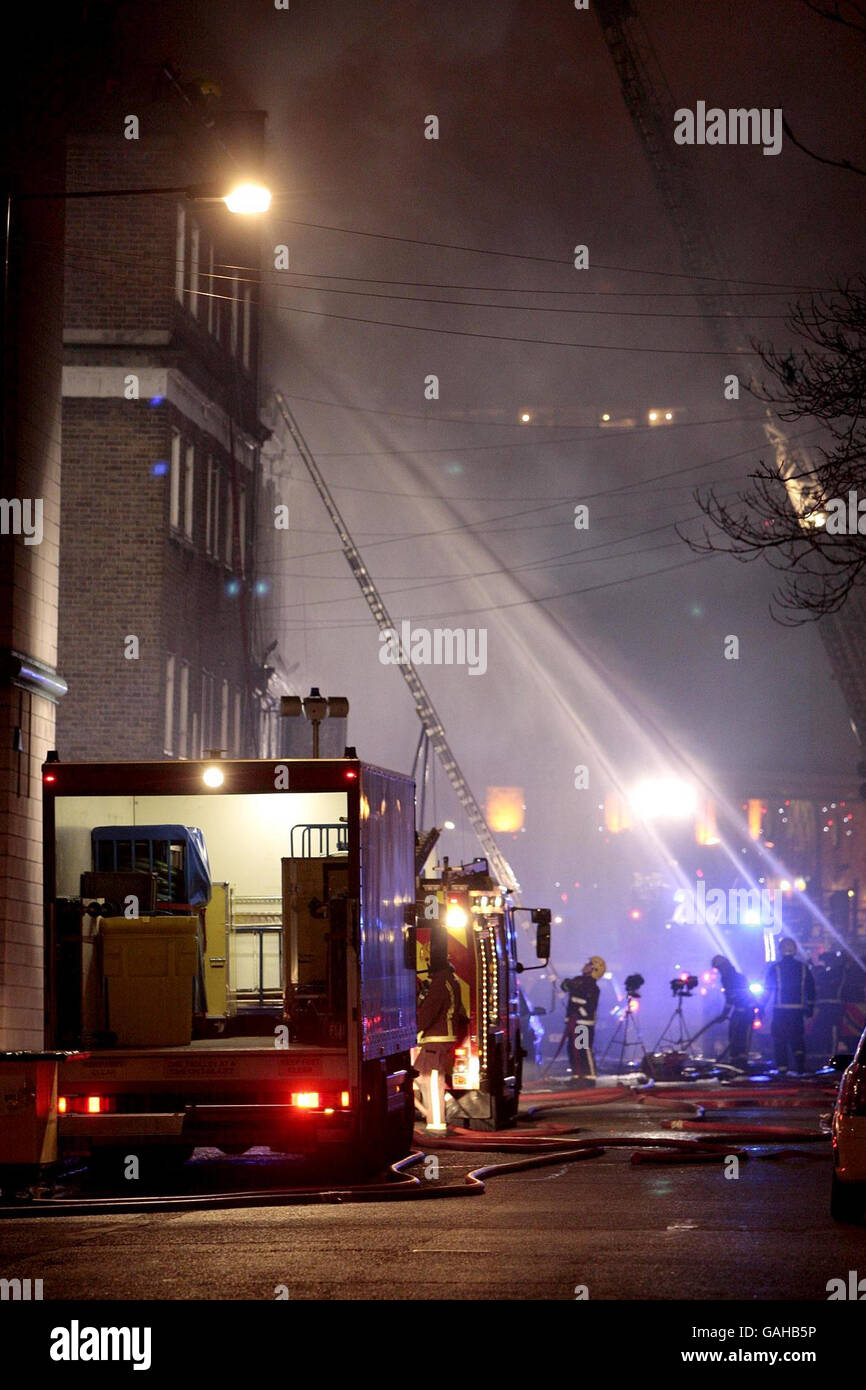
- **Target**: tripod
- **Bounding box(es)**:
[600,996,645,1073]
[654,990,696,1055]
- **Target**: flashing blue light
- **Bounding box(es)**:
[151,461,169,477]
[149,395,165,407]
[749,981,764,996]
[254,579,270,597]
[226,579,241,597]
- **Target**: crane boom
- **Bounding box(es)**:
[273,390,520,891]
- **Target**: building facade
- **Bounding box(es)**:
[58,118,287,764]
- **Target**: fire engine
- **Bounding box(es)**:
[0,751,420,1190]
[415,855,550,1129]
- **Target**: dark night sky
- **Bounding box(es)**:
[114,1,866,920]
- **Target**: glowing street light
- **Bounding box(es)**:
[223,182,272,215]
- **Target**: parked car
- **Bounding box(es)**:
[831,1026,866,1222]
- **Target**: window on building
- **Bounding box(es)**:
[164,655,176,755]
[178,661,190,758]
[201,670,215,754]
[174,206,186,304]
[242,285,252,369]
[233,688,242,755]
[189,220,200,317]
[184,443,195,541]
[169,429,182,530]
[205,456,221,557]
[225,479,234,568]
[237,482,246,575]
[220,679,229,753]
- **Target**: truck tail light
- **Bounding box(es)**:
[340,1091,350,1108]
[57,1095,114,1115]
[838,1065,866,1117]
[292,1092,320,1109]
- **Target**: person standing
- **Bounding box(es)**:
[416,959,466,1132]
[711,955,754,1071]
[562,956,606,1082]
[763,937,816,1074]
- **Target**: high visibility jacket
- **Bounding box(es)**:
[764,957,815,1010]
[419,970,462,1043]
[566,975,599,1025]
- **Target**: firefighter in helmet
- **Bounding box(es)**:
[711,954,754,1071]
[415,933,466,1132]
[561,956,606,1082]
[763,937,815,1074]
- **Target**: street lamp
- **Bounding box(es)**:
[222,183,271,215]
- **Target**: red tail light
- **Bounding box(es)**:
[57,1095,113,1115]
[837,1065,866,1117]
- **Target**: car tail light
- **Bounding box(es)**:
[837,1064,866,1117]
[340,1091,350,1108]
[57,1096,68,1114]
[87,1096,104,1114]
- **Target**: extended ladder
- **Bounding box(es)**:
[273,391,519,892]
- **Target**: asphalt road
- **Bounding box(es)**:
[0,1089,862,1302]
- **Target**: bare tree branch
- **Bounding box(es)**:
[783,117,866,177]
[802,0,866,39]
[682,279,866,623]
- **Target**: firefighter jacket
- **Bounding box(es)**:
[764,957,816,1012]
[418,968,462,1043]
[566,975,600,1025]
[717,962,752,1014]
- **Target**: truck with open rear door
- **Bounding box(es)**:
[0,753,418,1190]
[415,857,551,1130]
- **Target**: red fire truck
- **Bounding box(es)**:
[415,857,550,1129]
[0,752,419,1189]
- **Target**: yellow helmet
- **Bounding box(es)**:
[586,955,607,980]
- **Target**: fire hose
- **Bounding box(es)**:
[0,1084,829,1216]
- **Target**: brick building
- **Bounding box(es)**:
[58,112,289,764]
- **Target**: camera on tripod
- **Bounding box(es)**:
[670,973,699,997]
[624,972,645,999]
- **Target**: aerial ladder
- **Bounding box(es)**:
[272,391,520,892]
[594,0,866,743]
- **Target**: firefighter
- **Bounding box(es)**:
[711,955,754,1071]
[561,956,605,1082]
[763,937,816,1074]
[416,956,465,1132]
[810,950,844,1069]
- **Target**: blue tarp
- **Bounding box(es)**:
[91,825,212,906]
